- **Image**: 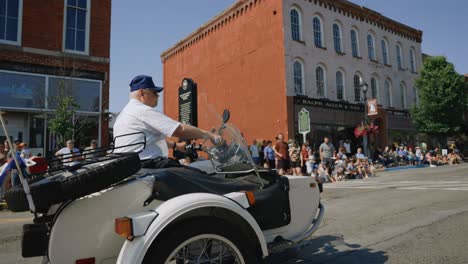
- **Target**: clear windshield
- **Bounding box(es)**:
[197,94,254,167]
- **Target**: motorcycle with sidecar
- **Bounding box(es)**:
[2,108,324,264]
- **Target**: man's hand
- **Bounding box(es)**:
[210,133,222,145]
[176,141,187,151]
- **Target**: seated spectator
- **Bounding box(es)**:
[355,148,366,159]
[373,147,386,165]
[397,146,408,164]
[354,159,367,178]
[407,148,415,165]
[317,161,334,183]
[83,139,103,159]
[346,158,359,179]
[55,140,81,166]
[331,166,346,181]
[425,151,435,167]
[415,146,424,165]
[334,147,347,166]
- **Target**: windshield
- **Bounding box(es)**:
[197,94,254,167]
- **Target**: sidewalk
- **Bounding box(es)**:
[384,164,429,172]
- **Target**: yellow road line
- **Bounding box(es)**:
[0,218,33,224]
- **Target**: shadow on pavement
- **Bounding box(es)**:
[276,235,389,264]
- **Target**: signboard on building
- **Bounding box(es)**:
[367,99,378,116]
[298,108,310,142]
[293,96,364,112]
[178,78,198,126]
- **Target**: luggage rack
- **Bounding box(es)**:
[30,132,147,176]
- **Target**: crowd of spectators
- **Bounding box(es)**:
[246,134,377,184]
[247,135,465,185]
[373,144,464,168]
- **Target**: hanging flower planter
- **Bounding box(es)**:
[354,122,379,138]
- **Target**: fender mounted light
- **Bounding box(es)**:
[244,191,256,206]
[115,217,134,240]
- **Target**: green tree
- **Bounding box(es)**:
[411,56,467,139]
[48,78,80,145]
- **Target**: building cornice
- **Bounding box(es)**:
[0,43,110,63]
[161,0,262,62]
[319,0,422,43]
[161,0,423,62]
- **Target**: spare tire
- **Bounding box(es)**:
[4,153,140,213]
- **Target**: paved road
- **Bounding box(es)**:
[286,163,468,264]
[0,163,467,263]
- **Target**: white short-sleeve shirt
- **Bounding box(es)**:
[113,99,180,160]
[56,147,80,164]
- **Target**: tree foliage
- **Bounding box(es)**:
[48,79,80,144]
[411,56,467,137]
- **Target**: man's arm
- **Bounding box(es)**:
[166,140,187,152]
[172,124,218,142]
[273,143,282,158]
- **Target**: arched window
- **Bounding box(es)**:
[384,79,392,107]
[293,60,304,95]
[351,29,359,57]
[333,23,342,53]
[290,8,301,41]
[410,48,416,72]
[367,34,375,60]
[381,39,389,65]
[400,82,406,109]
[353,74,361,102]
[371,77,378,99]
[336,71,344,100]
[316,66,325,97]
[313,17,323,48]
[396,44,403,69]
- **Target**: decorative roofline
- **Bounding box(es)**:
[161,0,423,62]
[315,0,422,43]
[161,0,262,62]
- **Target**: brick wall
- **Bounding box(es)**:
[21,0,111,58]
[162,0,289,143]
[0,0,111,145]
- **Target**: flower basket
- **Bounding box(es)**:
[354,123,379,138]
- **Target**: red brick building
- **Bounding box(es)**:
[0,0,111,155]
[162,0,423,150]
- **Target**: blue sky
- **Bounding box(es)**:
[110,0,468,113]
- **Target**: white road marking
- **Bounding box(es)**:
[325,179,468,191]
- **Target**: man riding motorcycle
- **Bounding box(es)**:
[113,75,220,168]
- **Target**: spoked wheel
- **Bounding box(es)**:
[143,219,258,264]
[167,234,245,264]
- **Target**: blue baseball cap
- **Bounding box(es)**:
[129,75,163,93]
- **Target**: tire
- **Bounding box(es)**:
[4,153,140,213]
[143,218,259,264]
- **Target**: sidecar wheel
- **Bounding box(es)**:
[143,219,259,264]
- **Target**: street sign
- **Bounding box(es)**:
[367,99,378,116]
[298,108,310,143]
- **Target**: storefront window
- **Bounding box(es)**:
[48,77,101,112]
[0,71,46,109]
[74,115,99,149]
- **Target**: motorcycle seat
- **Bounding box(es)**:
[149,167,265,201]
